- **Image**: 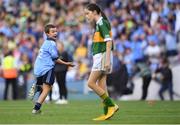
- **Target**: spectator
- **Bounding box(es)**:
[2,50,18,100]
[18,53,32,99]
[107,50,130,99]
[123,47,135,92]
[74,43,88,60]
[144,38,161,72]
[165,24,178,57]
[154,57,174,100]
[55,42,70,104]
[136,59,152,100]
[75,59,89,80]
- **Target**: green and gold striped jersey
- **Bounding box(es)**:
[92,17,113,55]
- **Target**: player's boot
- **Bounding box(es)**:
[93,115,106,121]
[93,104,119,121]
[104,104,119,120]
[93,104,108,121]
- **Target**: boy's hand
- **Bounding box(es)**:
[66,62,75,67]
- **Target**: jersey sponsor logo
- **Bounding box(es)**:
[93,31,112,42]
[93,32,104,42]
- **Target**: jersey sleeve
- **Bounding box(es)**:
[98,21,112,42]
[49,42,59,61]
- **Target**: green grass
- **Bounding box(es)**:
[0,100,180,124]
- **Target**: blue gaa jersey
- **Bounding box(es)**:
[34,38,58,77]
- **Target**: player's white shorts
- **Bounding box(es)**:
[92,51,113,74]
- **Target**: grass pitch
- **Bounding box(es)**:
[0,100,180,124]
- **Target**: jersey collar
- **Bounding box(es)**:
[47,37,56,42]
[96,16,103,24]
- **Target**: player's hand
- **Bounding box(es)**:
[66,62,75,67]
[104,62,111,73]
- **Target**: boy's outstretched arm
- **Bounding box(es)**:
[55,59,75,67]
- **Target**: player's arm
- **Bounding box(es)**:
[106,40,112,67]
[98,21,112,72]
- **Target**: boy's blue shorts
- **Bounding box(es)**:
[36,68,55,86]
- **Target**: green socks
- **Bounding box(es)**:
[100,93,108,100]
[103,97,115,107]
[103,104,108,115]
[100,93,115,115]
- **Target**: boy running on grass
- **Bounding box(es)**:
[29,24,74,114]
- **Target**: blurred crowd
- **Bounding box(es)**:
[0,0,180,100]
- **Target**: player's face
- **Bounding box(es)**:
[84,9,94,23]
[47,27,58,40]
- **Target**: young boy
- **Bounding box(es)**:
[29,24,74,114]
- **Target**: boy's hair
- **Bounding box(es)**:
[44,24,56,33]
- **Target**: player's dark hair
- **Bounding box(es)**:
[44,24,56,33]
[86,3,108,21]
[86,3,109,29]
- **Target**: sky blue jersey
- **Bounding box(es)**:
[34,38,59,77]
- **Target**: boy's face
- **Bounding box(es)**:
[46,27,58,40]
